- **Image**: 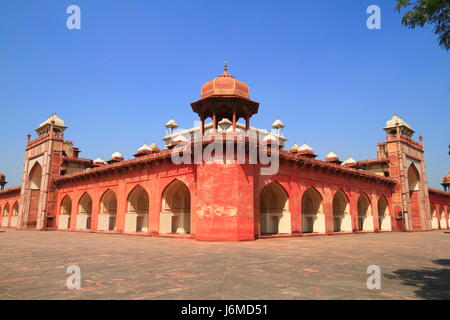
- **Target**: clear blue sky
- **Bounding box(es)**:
[0,0,448,188]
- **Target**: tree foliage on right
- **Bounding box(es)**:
[396,0,450,50]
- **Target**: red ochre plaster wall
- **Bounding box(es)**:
[0,187,21,229]
[49,153,399,241]
[429,189,450,229]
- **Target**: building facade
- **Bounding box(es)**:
[1,68,449,241]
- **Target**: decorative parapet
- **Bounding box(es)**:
[52,136,397,188]
[26,132,64,150]
[0,186,21,197]
[385,134,423,151]
[428,187,450,198]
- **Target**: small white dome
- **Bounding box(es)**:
[138,144,152,152]
[149,142,159,150]
[39,114,65,128]
[290,144,299,152]
[93,157,106,164]
[165,119,178,128]
[111,151,122,158]
[385,115,412,130]
[299,144,313,152]
[342,157,357,165]
[326,152,338,158]
[272,119,285,129]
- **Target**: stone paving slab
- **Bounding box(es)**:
[0,229,449,300]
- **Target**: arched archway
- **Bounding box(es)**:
[430,204,439,229]
[10,202,19,228]
[58,195,72,230]
[160,180,191,234]
[27,162,43,229]
[12,202,19,216]
[301,187,324,233]
[332,190,352,232]
[29,162,42,190]
[438,206,447,229]
[1,203,10,227]
[260,182,290,234]
[98,189,117,231]
[407,164,421,229]
[357,193,374,231]
[77,192,92,230]
[407,164,420,191]
[378,196,391,231]
[125,185,149,233]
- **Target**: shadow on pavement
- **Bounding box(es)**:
[386,259,450,300]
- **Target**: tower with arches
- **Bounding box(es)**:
[375,115,432,231]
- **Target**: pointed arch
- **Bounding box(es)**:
[28,162,43,190]
[358,193,372,216]
[12,202,19,216]
[301,187,324,233]
[60,195,72,215]
[332,189,351,232]
[4,203,10,216]
[407,164,420,191]
[58,195,72,230]
[430,203,439,230]
[99,189,117,231]
[9,201,19,228]
[100,189,117,215]
[333,190,350,216]
[128,185,149,213]
[78,192,92,215]
[357,193,374,231]
[260,181,291,234]
[0,203,9,227]
[438,206,447,229]
[160,179,191,234]
[260,181,289,214]
[77,192,92,230]
[126,184,149,232]
[378,195,391,231]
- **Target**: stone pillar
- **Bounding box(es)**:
[323,187,334,233]
[289,185,301,234]
[91,188,100,231]
[116,182,127,232]
[349,190,359,232]
[372,193,380,231]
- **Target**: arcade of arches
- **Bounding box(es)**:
[0,71,449,241]
[1,173,449,239]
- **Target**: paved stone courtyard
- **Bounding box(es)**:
[0,229,449,300]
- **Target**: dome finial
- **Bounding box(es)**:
[224,60,228,72]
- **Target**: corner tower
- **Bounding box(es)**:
[190,63,259,135]
[377,115,431,231]
[189,65,260,241]
[18,115,90,230]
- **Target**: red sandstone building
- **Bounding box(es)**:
[1,68,449,241]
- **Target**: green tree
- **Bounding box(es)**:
[395,0,450,50]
